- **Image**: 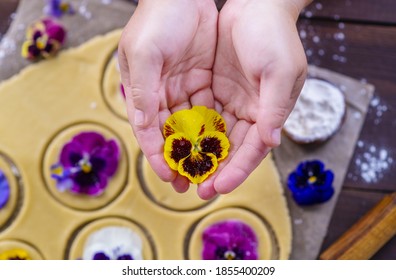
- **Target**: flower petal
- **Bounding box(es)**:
[178,152,217,184]
[192,106,226,134]
[72,132,107,154]
[200,131,230,161]
[163,108,204,140]
[0,249,31,260]
[0,171,10,209]
[91,139,120,177]
[59,141,83,168]
[42,18,66,44]
[164,133,192,171]
[70,171,107,196]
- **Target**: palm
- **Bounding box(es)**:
[119,0,218,191]
[198,24,270,199]
[197,1,307,199]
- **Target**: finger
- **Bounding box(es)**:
[118,36,175,182]
[171,174,190,193]
[258,63,307,148]
[197,119,250,197]
[121,46,163,129]
[190,87,215,109]
[214,124,271,194]
[197,183,218,200]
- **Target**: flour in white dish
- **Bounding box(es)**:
[284,78,346,143]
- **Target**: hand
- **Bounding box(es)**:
[197,0,308,199]
[118,0,218,192]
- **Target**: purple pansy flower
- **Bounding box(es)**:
[45,0,75,18]
[0,170,10,209]
[51,131,120,196]
[202,220,258,260]
[21,18,66,60]
[287,160,334,206]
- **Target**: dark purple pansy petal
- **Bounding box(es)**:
[117,254,133,260]
[70,171,107,196]
[91,139,120,177]
[93,252,110,260]
[27,44,41,59]
[72,132,107,155]
[59,141,83,168]
[33,30,43,41]
[0,171,10,209]
[202,220,258,260]
[297,160,324,177]
[42,18,66,44]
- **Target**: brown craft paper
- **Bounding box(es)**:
[0,0,135,81]
[273,65,374,259]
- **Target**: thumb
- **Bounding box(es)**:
[258,67,306,148]
[118,44,161,129]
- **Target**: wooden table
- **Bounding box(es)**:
[1,0,395,259]
[298,0,396,259]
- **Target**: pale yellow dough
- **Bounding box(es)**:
[0,30,291,259]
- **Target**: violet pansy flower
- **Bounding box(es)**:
[202,220,258,260]
[21,18,66,60]
[51,131,120,196]
[0,170,10,209]
[45,0,75,18]
[287,160,335,206]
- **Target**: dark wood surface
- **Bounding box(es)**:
[0,0,395,259]
[301,1,396,259]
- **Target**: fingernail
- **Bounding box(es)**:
[271,128,282,146]
[134,109,145,126]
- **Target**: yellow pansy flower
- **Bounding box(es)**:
[163,106,230,184]
[0,249,31,260]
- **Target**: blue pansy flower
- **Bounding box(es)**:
[287,160,334,206]
[45,0,75,18]
[0,170,10,209]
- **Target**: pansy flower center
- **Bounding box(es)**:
[308,176,317,184]
[60,2,72,12]
[79,155,92,173]
[224,250,236,260]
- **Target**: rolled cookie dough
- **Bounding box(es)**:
[0,30,291,259]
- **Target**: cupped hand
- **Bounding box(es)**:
[197,0,308,199]
[118,0,218,192]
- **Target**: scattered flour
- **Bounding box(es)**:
[351,142,393,183]
[370,96,388,125]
